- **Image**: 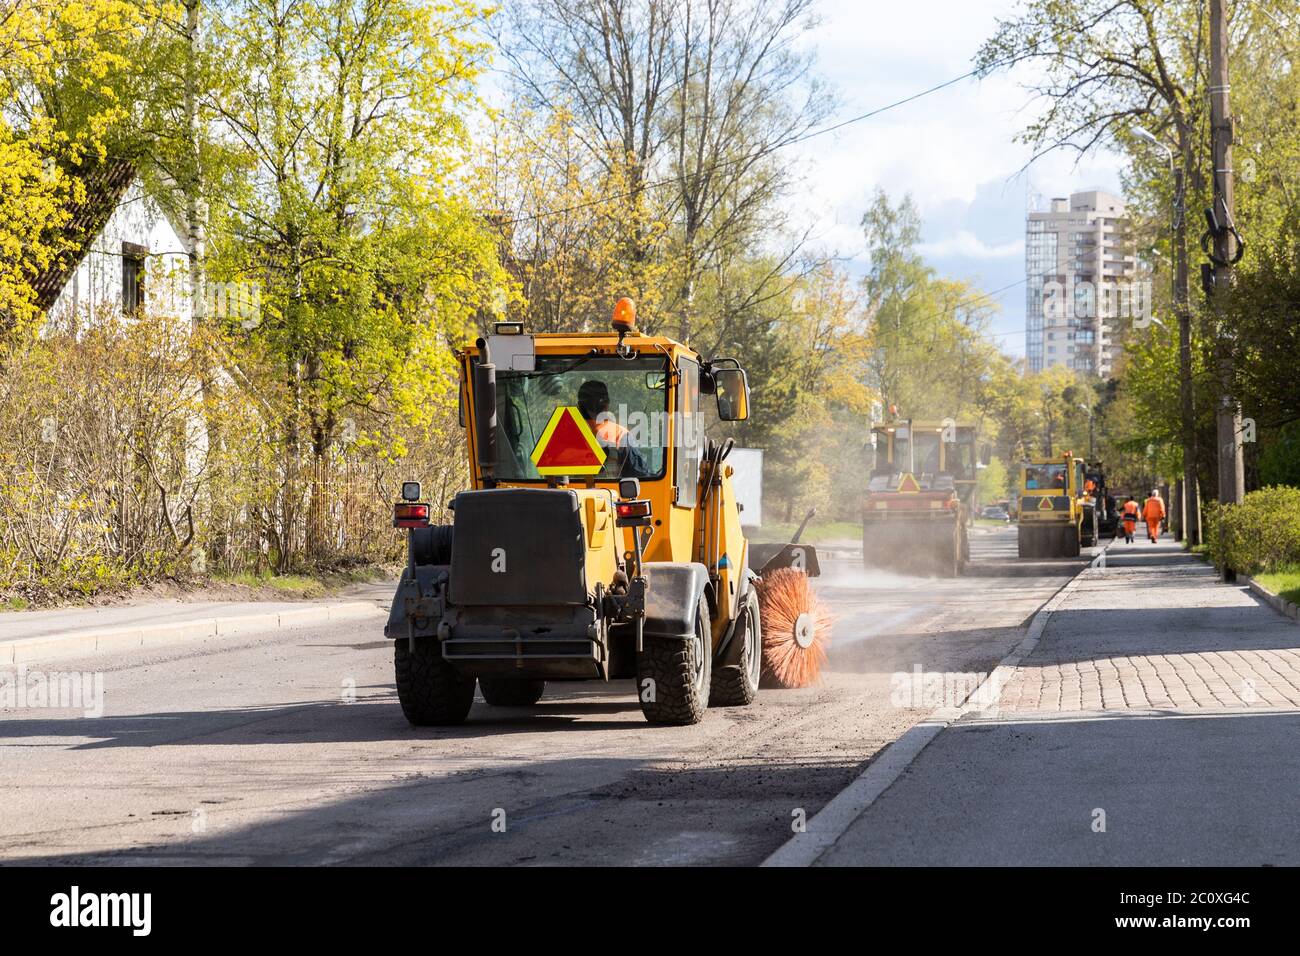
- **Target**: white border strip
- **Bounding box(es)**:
[761,540,1113,867]
[0,601,385,665]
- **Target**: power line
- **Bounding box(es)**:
[501,65,990,226]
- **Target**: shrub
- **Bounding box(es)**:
[1204,486,1300,575]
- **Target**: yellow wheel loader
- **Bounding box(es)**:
[861,417,984,576]
[384,300,820,726]
[1015,453,1095,558]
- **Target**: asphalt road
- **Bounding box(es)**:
[0,525,1084,866]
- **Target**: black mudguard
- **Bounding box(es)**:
[641,562,710,640]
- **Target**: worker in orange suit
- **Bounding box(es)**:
[1121,497,1140,544]
[578,379,648,478]
[1142,489,1166,543]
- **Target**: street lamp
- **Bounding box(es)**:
[1078,403,1095,459]
[1134,126,1172,169]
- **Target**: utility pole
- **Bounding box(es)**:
[1174,165,1200,545]
[1209,0,1245,508]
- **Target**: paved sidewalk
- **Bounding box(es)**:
[0,584,392,664]
[815,540,1300,865]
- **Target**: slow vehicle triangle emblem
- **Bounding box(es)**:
[896,473,921,494]
[531,406,607,476]
[1038,496,1054,510]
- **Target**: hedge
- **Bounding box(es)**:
[1203,485,1300,575]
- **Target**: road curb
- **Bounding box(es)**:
[0,600,386,666]
[1243,576,1300,622]
[761,539,1114,868]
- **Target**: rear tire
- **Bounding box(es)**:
[709,588,761,707]
[479,678,546,707]
[394,639,475,726]
[1063,524,1081,558]
[637,596,712,725]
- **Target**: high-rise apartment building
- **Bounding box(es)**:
[1025,190,1137,376]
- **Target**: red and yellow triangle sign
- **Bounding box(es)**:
[1038,496,1054,510]
[531,406,607,476]
[896,472,921,494]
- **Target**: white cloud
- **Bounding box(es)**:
[918,231,1024,260]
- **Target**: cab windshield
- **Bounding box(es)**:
[1025,463,1068,490]
[914,433,941,474]
[492,354,670,481]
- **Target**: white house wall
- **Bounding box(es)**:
[46,177,192,331]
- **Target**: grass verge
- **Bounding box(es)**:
[747,520,862,545]
[1255,565,1300,606]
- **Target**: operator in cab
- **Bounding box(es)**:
[578,379,649,478]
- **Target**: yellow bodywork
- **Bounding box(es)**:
[1016,454,1087,526]
[459,331,747,652]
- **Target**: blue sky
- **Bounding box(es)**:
[788,0,1128,358]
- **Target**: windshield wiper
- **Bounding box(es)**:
[509,349,603,380]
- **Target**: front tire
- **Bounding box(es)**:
[637,596,712,725]
[394,639,476,726]
[1017,524,1034,558]
[479,678,546,707]
[709,588,761,707]
[1080,507,1096,547]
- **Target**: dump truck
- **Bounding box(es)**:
[1015,452,1095,558]
[383,299,820,726]
[861,417,984,576]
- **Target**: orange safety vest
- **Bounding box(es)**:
[1122,501,1139,520]
[1143,497,1165,521]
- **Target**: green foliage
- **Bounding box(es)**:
[978,456,1010,505]
[1259,423,1300,489]
[1203,486,1300,576]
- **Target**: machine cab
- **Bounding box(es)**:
[867,418,980,501]
[457,302,750,565]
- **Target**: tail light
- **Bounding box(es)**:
[393,502,430,528]
[616,499,652,526]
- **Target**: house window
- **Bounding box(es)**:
[122,242,147,313]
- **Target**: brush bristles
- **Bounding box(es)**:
[757,567,832,689]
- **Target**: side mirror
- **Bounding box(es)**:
[979,443,992,467]
[713,367,750,421]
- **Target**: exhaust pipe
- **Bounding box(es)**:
[474,337,497,486]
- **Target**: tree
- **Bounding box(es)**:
[0,0,144,333]
[858,190,1000,420]
[494,0,827,340]
[206,0,507,563]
